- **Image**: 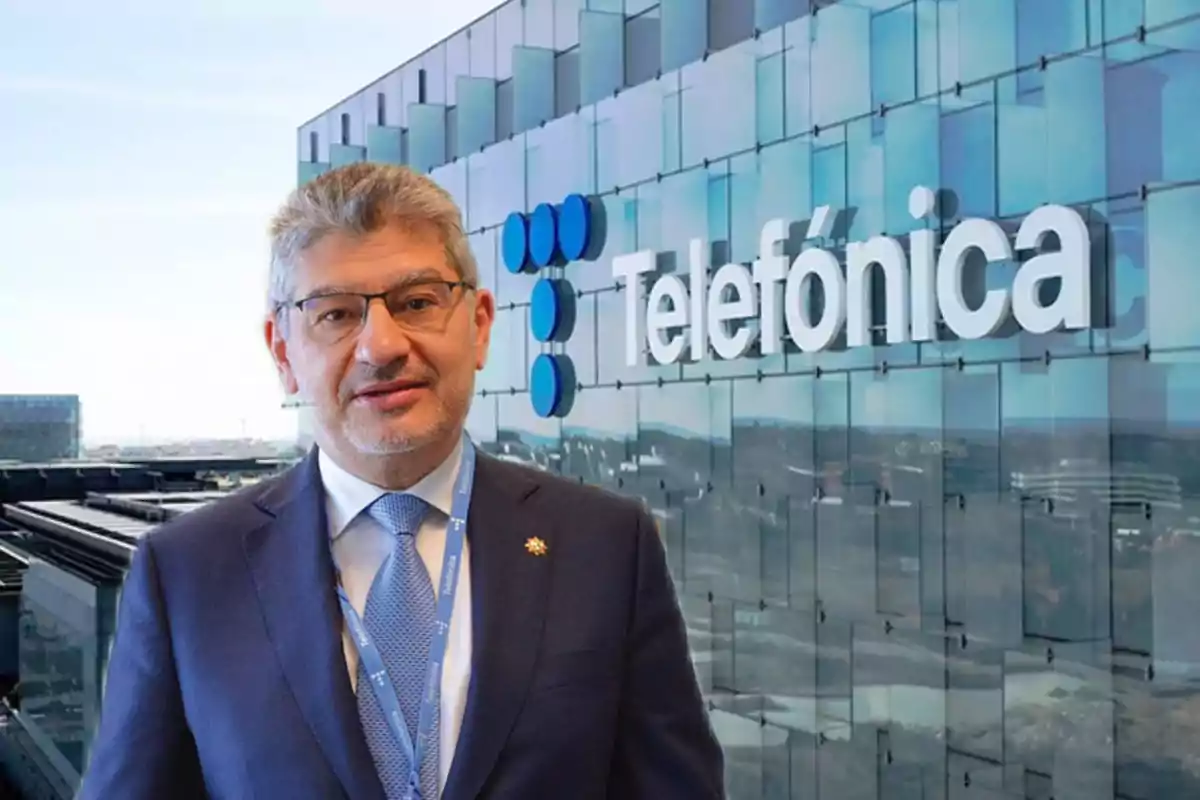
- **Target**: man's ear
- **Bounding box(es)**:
[265,314,299,395]
[473,289,496,371]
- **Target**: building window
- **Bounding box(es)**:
[377,92,387,126]
[309,131,319,162]
[418,68,427,104]
[340,113,351,145]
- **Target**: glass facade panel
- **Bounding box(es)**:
[580,10,625,106]
[495,0,523,80]
[626,8,662,87]
[420,46,448,105]
[942,0,1017,88]
[526,111,595,210]
[366,126,404,165]
[554,0,583,50]
[680,39,757,169]
[661,0,707,72]
[19,564,117,777]
[524,0,556,49]
[297,2,1200,796]
[297,160,329,186]
[470,13,498,79]
[555,49,580,116]
[871,2,917,109]
[430,158,468,226]
[1147,184,1200,350]
[755,0,804,33]
[513,46,556,133]
[456,77,497,155]
[328,143,366,168]
[783,16,813,138]
[446,31,470,105]
[467,135,525,231]
[755,29,785,146]
[572,193,634,294]
[594,79,666,191]
[811,3,871,128]
[406,103,447,173]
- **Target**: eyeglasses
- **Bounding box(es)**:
[282,279,475,345]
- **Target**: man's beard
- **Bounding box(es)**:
[336,393,463,456]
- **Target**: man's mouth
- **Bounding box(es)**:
[351,380,430,410]
[354,379,426,398]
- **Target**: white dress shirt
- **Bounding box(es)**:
[318,441,472,793]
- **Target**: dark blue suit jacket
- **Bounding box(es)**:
[78,449,724,799]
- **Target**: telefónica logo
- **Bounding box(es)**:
[503,185,1095,418]
[610,186,1092,367]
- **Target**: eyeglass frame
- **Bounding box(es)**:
[275,278,478,342]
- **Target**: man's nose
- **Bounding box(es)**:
[354,299,412,366]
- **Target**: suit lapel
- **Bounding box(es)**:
[443,454,551,800]
[242,451,384,800]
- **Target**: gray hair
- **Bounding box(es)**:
[267,162,477,311]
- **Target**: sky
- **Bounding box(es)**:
[0,0,498,446]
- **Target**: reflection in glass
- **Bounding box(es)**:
[381,0,1200,796]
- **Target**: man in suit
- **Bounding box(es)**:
[79,163,725,799]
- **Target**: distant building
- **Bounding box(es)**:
[0,396,81,463]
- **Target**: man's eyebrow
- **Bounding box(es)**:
[391,267,447,285]
[299,268,447,299]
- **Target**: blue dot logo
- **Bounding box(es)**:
[558,193,594,261]
[505,194,605,418]
[530,278,575,343]
[529,203,561,268]
[530,353,576,419]
[501,212,533,274]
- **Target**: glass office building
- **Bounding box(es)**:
[0,396,81,464]
[298,1,1200,797]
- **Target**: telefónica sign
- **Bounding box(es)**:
[611,186,1091,366]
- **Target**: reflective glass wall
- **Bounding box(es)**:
[0,396,81,464]
[19,563,118,780]
[302,1,1200,797]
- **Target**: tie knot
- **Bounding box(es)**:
[368,493,428,536]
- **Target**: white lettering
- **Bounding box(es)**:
[784,247,845,352]
[688,240,708,361]
[613,186,1093,364]
[846,236,909,347]
[708,263,757,360]
[612,251,657,367]
[909,187,938,341]
[937,218,1013,340]
[753,219,789,355]
[646,274,689,364]
[1011,204,1091,334]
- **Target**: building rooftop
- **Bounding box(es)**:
[0,394,79,403]
[0,460,267,798]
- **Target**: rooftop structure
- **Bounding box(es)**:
[0,457,293,798]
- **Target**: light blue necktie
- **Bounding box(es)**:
[359,493,439,800]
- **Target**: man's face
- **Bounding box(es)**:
[265,223,493,461]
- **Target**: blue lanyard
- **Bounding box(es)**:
[335,434,476,800]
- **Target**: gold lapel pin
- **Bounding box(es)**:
[524,536,548,556]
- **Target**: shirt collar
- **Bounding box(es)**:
[318,438,463,541]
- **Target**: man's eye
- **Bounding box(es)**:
[397,290,444,311]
